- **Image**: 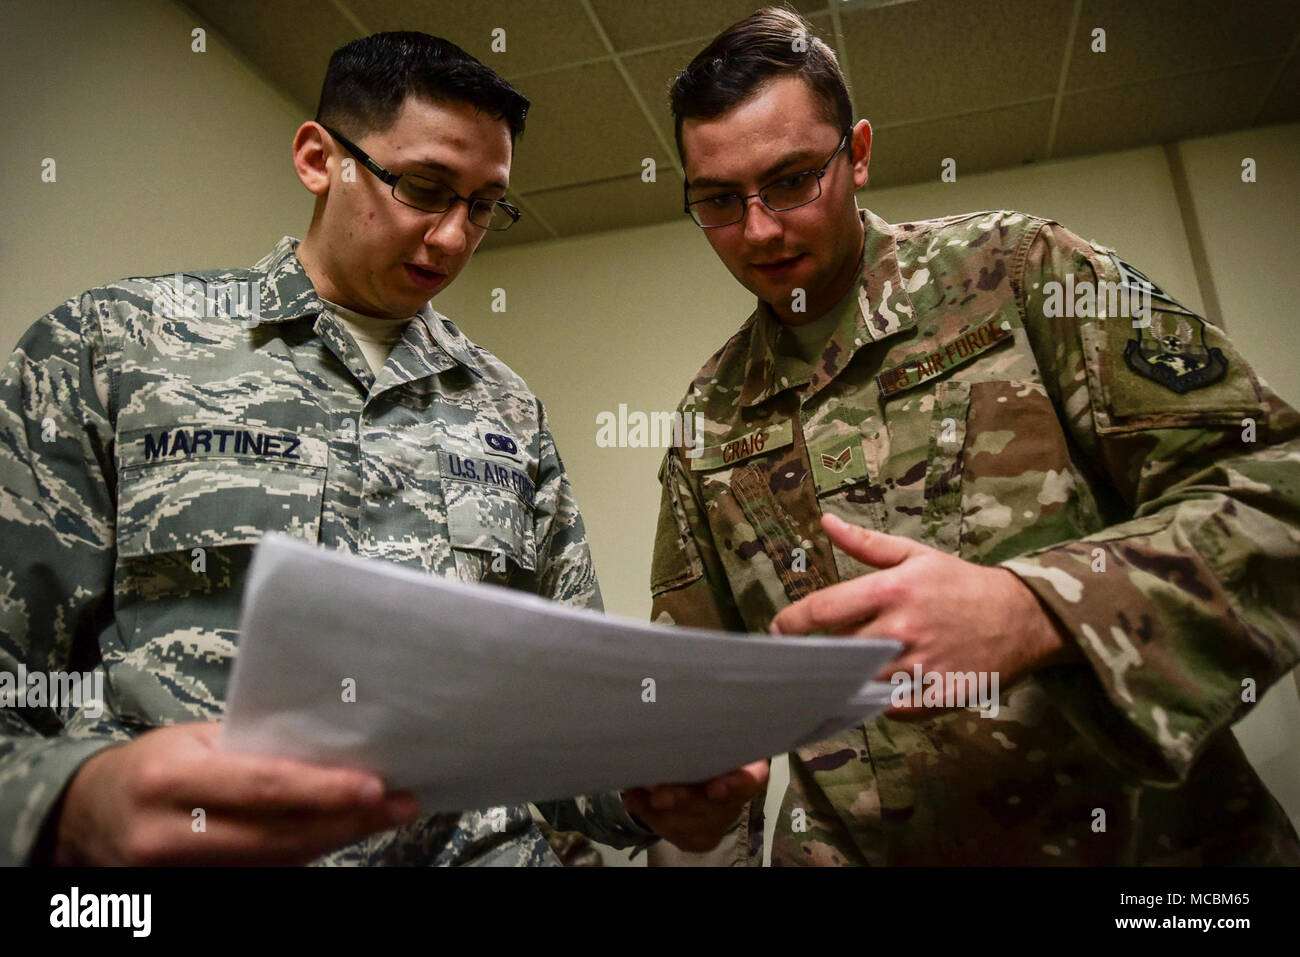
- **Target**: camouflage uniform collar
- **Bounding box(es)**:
[250,237,330,324]
[251,237,480,380]
[739,208,918,407]
[412,307,483,378]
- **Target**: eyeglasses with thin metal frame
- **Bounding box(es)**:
[684,130,853,228]
[321,125,522,232]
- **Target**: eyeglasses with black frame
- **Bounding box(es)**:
[684,130,853,229]
[321,125,522,232]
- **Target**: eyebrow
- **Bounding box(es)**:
[688,149,824,190]
[407,158,509,194]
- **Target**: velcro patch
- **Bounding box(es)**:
[437,449,535,506]
[120,425,327,469]
[808,436,869,494]
[481,429,520,459]
[689,420,794,471]
[820,447,852,473]
[1124,310,1227,394]
[877,317,1012,400]
[1109,253,1197,316]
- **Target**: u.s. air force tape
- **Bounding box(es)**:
[437,449,535,506]
[876,317,1012,400]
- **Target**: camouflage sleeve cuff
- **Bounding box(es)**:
[0,735,123,866]
[1000,546,1197,785]
[998,517,1264,786]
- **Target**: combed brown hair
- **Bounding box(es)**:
[669,7,852,162]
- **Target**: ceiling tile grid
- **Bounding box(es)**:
[181,0,1300,245]
[864,100,1054,189]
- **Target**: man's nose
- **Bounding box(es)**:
[742,195,782,245]
[424,200,471,256]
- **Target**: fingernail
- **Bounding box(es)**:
[358,779,383,803]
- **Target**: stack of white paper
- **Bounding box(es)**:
[222,533,900,811]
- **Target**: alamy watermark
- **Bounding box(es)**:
[595,404,703,455]
[50,886,150,937]
[890,666,1000,718]
[0,666,104,719]
[1041,275,1154,326]
[150,274,262,326]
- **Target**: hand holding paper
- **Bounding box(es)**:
[622,759,770,853]
[222,534,901,815]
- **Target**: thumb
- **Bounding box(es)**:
[705,759,770,801]
[821,512,920,568]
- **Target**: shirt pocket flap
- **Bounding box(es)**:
[438,449,537,573]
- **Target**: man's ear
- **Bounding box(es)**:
[851,119,872,190]
[292,121,333,198]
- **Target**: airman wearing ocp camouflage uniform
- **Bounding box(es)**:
[651,207,1300,865]
[0,237,653,865]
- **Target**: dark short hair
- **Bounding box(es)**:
[315,31,529,142]
[670,7,852,162]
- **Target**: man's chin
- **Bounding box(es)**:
[735,272,793,302]
[749,278,810,312]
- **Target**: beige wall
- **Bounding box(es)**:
[2,0,1295,853]
[1,0,308,350]
[1175,124,1300,406]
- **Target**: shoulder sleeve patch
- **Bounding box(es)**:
[1081,253,1265,432]
[1123,311,1227,394]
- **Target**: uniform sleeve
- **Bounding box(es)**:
[523,401,657,853]
[523,401,603,612]
[1001,220,1300,785]
[649,445,746,630]
[648,445,763,866]
[0,294,134,865]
